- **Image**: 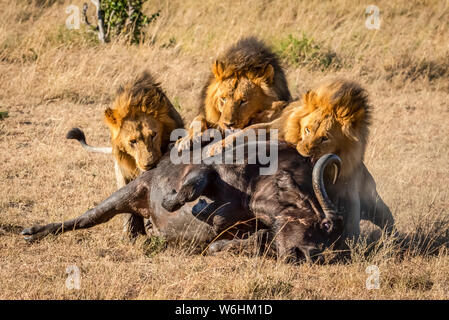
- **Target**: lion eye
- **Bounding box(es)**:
[305,127,310,135]
[129,139,137,146]
[321,136,328,143]
[240,99,247,105]
[220,97,226,105]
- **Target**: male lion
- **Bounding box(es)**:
[67,71,184,238]
[176,37,291,150]
[283,79,394,239]
[206,79,394,240]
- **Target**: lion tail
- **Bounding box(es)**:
[66,127,112,154]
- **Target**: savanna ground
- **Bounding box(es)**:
[0,0,448,299]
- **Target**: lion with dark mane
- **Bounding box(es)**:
[176,37,291,149]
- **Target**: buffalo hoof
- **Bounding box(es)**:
[21,223,60,242]
[207,240,230,254]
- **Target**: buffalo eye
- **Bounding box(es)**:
[322,221,332,232]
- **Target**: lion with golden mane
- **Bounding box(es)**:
[67,71,184,238]
[284,79,394,239]
[176,37,291,150]
[207,78,394,240]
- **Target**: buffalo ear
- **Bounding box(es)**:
[212,60,225,80]
[276,170,304,203]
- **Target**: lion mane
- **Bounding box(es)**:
[201,37,291,128]
[104,71,184,181]
[283,78,371,179]
[282,79,394,239]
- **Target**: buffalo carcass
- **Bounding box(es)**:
[22,141,343,263]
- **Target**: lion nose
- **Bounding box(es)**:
[222,122,235,129]
[143,162,154,171]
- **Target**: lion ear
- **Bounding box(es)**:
[340,107,366,141]
[104,108,120,137]
[212,60,225,80]
[341,121,359,142]
[260,64,274,84]
[104,108,116,126]
[302,90,317,108]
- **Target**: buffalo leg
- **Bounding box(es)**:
[207,229,271,255]
[22,180,149,242]
[115,161,147,239]
[22,209,118,242]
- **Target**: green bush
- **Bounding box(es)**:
[101,0,159,43]
[275,33,339,70]
[0,111,9,120]
[141,235,167,257]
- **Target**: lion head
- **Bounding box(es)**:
[202,37,291,131]
[104,72,184,178]
[283,79,371,179]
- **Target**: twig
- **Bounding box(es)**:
[125,1,136,32]
[82,3,91,26]
[91,0,106,43]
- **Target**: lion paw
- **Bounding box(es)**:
[205,142,224,158]
[175,131,203,152]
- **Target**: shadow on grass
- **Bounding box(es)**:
[340,214,449,264]
[0,223,24,236]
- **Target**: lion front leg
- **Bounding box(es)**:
[342,194,361,242]
[359,164,395,234]
[175,115,208,151]
[361,194,395,234]
[204,121,274,157]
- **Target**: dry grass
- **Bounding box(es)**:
[1,0,448,299]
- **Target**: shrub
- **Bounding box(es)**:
[141,235,167,257]
[0,111,9,120]
[275,33,339,70]
[101,0,159,43]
